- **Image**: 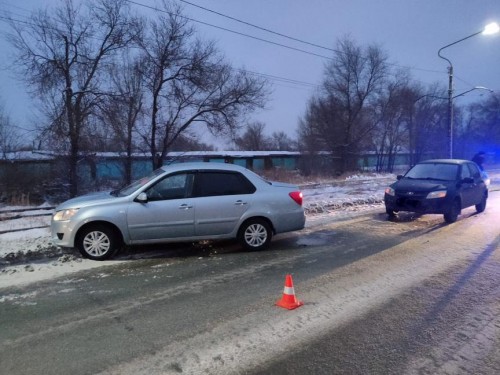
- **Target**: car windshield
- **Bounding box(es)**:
[405,163,458,181]
[112,168,165,197]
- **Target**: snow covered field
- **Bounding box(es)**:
[1,170,497,289]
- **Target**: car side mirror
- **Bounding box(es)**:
[135,192,148,203]
[397,175,403,180]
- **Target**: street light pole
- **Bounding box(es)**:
[437,22,499,159]
[446,63,453,159]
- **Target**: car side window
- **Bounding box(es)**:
[467,163,481,179]
[193,171,256,197]
[145,173,193,201]
[461,164,472,180]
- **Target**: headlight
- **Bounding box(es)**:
[385,187,395,196]
[53,208,79,221]
[426,190,447,199]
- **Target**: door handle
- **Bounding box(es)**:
[235,200,247,206]
[179,204,193,210]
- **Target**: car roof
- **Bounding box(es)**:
[419,159,471,165]
[159,162,250,173]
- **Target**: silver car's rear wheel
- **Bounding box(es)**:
[238,219,272,250]
[76,225,119,260]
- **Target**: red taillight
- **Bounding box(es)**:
[289,191,303,206]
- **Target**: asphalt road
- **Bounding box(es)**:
[1,191,500,374]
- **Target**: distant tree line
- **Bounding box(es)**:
[297,37,500,174]
[1,1,499,197]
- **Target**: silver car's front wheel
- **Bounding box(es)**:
[238,219,272,250]
[76,225,119,260]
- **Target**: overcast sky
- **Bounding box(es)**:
[1,0,499,148]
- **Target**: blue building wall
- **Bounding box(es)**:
[73,153,300,185]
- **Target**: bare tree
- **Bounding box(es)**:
[0,101,21,158]
[137,3,268,169]
[6,0,138,196]
[234,121,271,151]
[459,93,500,158]
[299,94,345,150]
[321,37,389,172]
[410,87,448,163]
[370,73,410,172]
[99,53,145,184]
[269,131,297,151]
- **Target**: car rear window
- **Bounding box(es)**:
[193,171,256,197]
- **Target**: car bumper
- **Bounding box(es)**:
[384,194,449,214]
[50,219,77,248]
[272,210,306,233]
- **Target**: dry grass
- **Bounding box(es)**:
[4,192,35,206]
[258,168,344,185]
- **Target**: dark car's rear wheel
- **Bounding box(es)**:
[444,199,461,223]
[475,194,487,213]
[238,219,272,251]
[386,208,397,217]
[76,224,120,260]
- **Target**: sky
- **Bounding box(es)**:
[1,0,500,148]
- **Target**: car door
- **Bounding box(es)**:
[192,171,256,236]
[459,163,477,208]
[127,172,196,241]
[467,162,486,204]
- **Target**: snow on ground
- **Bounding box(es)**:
[0,170,497,289]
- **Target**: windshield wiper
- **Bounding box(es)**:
[420,177,448,181]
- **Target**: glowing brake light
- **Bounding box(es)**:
[289,191,303,206]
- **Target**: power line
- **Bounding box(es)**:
[5,0,333,60]
[178,0,337,53]
[2,2,449,94]
[242,69,320,88]
[3,1,446,77]
[175,0,445,75]
[0,1,31,14]
[125,0,334,60]
[1,15,320,95]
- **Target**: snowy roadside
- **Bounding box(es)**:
[0,170,497,289]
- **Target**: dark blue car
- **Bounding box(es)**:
[384,159,488,223]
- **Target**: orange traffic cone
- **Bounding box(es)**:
[276,274,304,310]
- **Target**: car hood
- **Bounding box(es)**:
[392,178,449,192]
[55,191,119,210]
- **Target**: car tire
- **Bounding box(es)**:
[475,194,487,213]
[76,224,120,260]
[386,208,396,217]
[238,219,272,251]
[444,199,461,223]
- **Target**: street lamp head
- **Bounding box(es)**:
[474,86,495,93]
[482,22,499,35]
[452,86,495,99]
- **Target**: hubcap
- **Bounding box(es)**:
[244,223,267,247]
[83,231,110,256]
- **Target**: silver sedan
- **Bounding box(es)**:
[51,162,306,260]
